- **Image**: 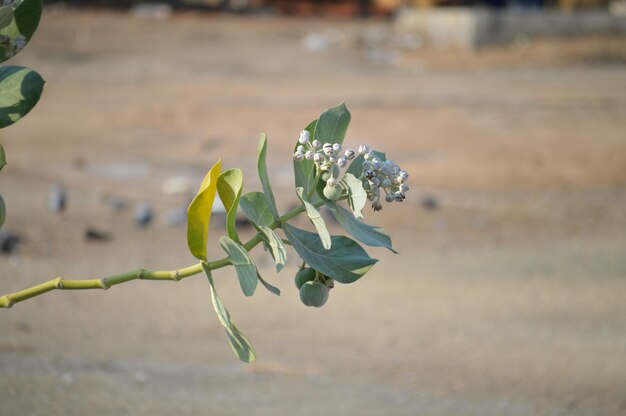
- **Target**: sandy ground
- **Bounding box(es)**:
[0,9,625,416]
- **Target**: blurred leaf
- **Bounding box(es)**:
[257,134,279,220]
[256,271,281,296]
[202,263,256,363]
[240,191,274,227]
[187,160,221,261]
[259,225,287,272]
[0,144,5,170]
[220,236,258,296]
[0,66,44,128]
[0,6,13,30]
[283,223,377,284]
[313,103,351,147]
[326,202,396,253]
[0,194,5,228]
[217,168,243,243]
[0,0,42,63]
[295,187,331,249]
[342,173,366,219]
[293,119,318,198]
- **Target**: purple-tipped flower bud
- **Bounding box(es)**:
[312,140,321,149]
[381,178,392,188]
[332,143,341,154]
[399,170,409,182]
[344,149,356,160]
[323,143,333,156]
[313,153,323,163]
[369,177,380,188]
[305,150,314,160]
[337,157,347,167]
[299,130,310,144]
[293,152,304,161]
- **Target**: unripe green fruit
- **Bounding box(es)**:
[321,171,332,182]
[294,267,316,289]
[299,281,329,308]
[323,184,342,201]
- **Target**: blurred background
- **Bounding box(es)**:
[0,0,625,415]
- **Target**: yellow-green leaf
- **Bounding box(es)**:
[217,168,243,243]
[187,160,221,261]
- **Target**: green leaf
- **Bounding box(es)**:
[283,223,378,284]
[0,66,44,128]
[0,6,13,30]
[314,103,351,147]
[202,263,256,363]
[295,187,331,249]
[217,168,243,243]
[293,119,318,197]
[0,144,5,170]
[220,236,258,297]
[326,202,396,253]
[187,160,221,261]
[259,225,287,272]
[0,0,42,63]
[240,191,274,227]
[257,134,279,220]
[0,194,5,228]
[342,173,366,219]
[256,271,281,296]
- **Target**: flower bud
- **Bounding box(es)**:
[344,149,356,160]
[381,178,392,187]
[313,153,323,163]
[293,152,304,161]
[299,130,310,144]
[312,140,321,149]
[296,145,304,153]
[364,152,373,161]
[372,201,383,211]
[394,191,405,202]
[323,143,333,156]
[337,157,347,167]
[332,143,341,154]
[385,194,395,203]
[328,155,336,164]
[399,183,409,192]
[305,150,314,160]
[371,159,381,170]
[399,170,409,182]
[369,177,380,188]
[327,177,336,187]
[358,144,369,155]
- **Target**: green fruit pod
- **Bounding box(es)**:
[323,184,342,201]
[299,281,329,308]
[294,267,316,289]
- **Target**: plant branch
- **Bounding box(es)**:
[0,201,313,309]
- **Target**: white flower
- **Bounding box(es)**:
[299,130,310,144]
[358,144,369,155]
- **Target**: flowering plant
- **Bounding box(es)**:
[0,103,409,362]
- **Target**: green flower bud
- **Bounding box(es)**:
[299,281,330,308]
[294,267,316,289]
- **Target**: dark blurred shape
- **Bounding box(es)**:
[0,230,21,254]
[48,183,67,214]
[235,215,252,229]
[134,203,154,227]
[421,195,439,210]
[84,227,112,242]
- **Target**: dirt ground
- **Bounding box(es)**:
[0,8,625,416]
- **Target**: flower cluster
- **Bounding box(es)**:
[293,130,356,188]
[358,144,409,211]
[293,130,409,212]
[0,34,26,59]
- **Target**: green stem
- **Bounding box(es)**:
[0,200,318,309]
